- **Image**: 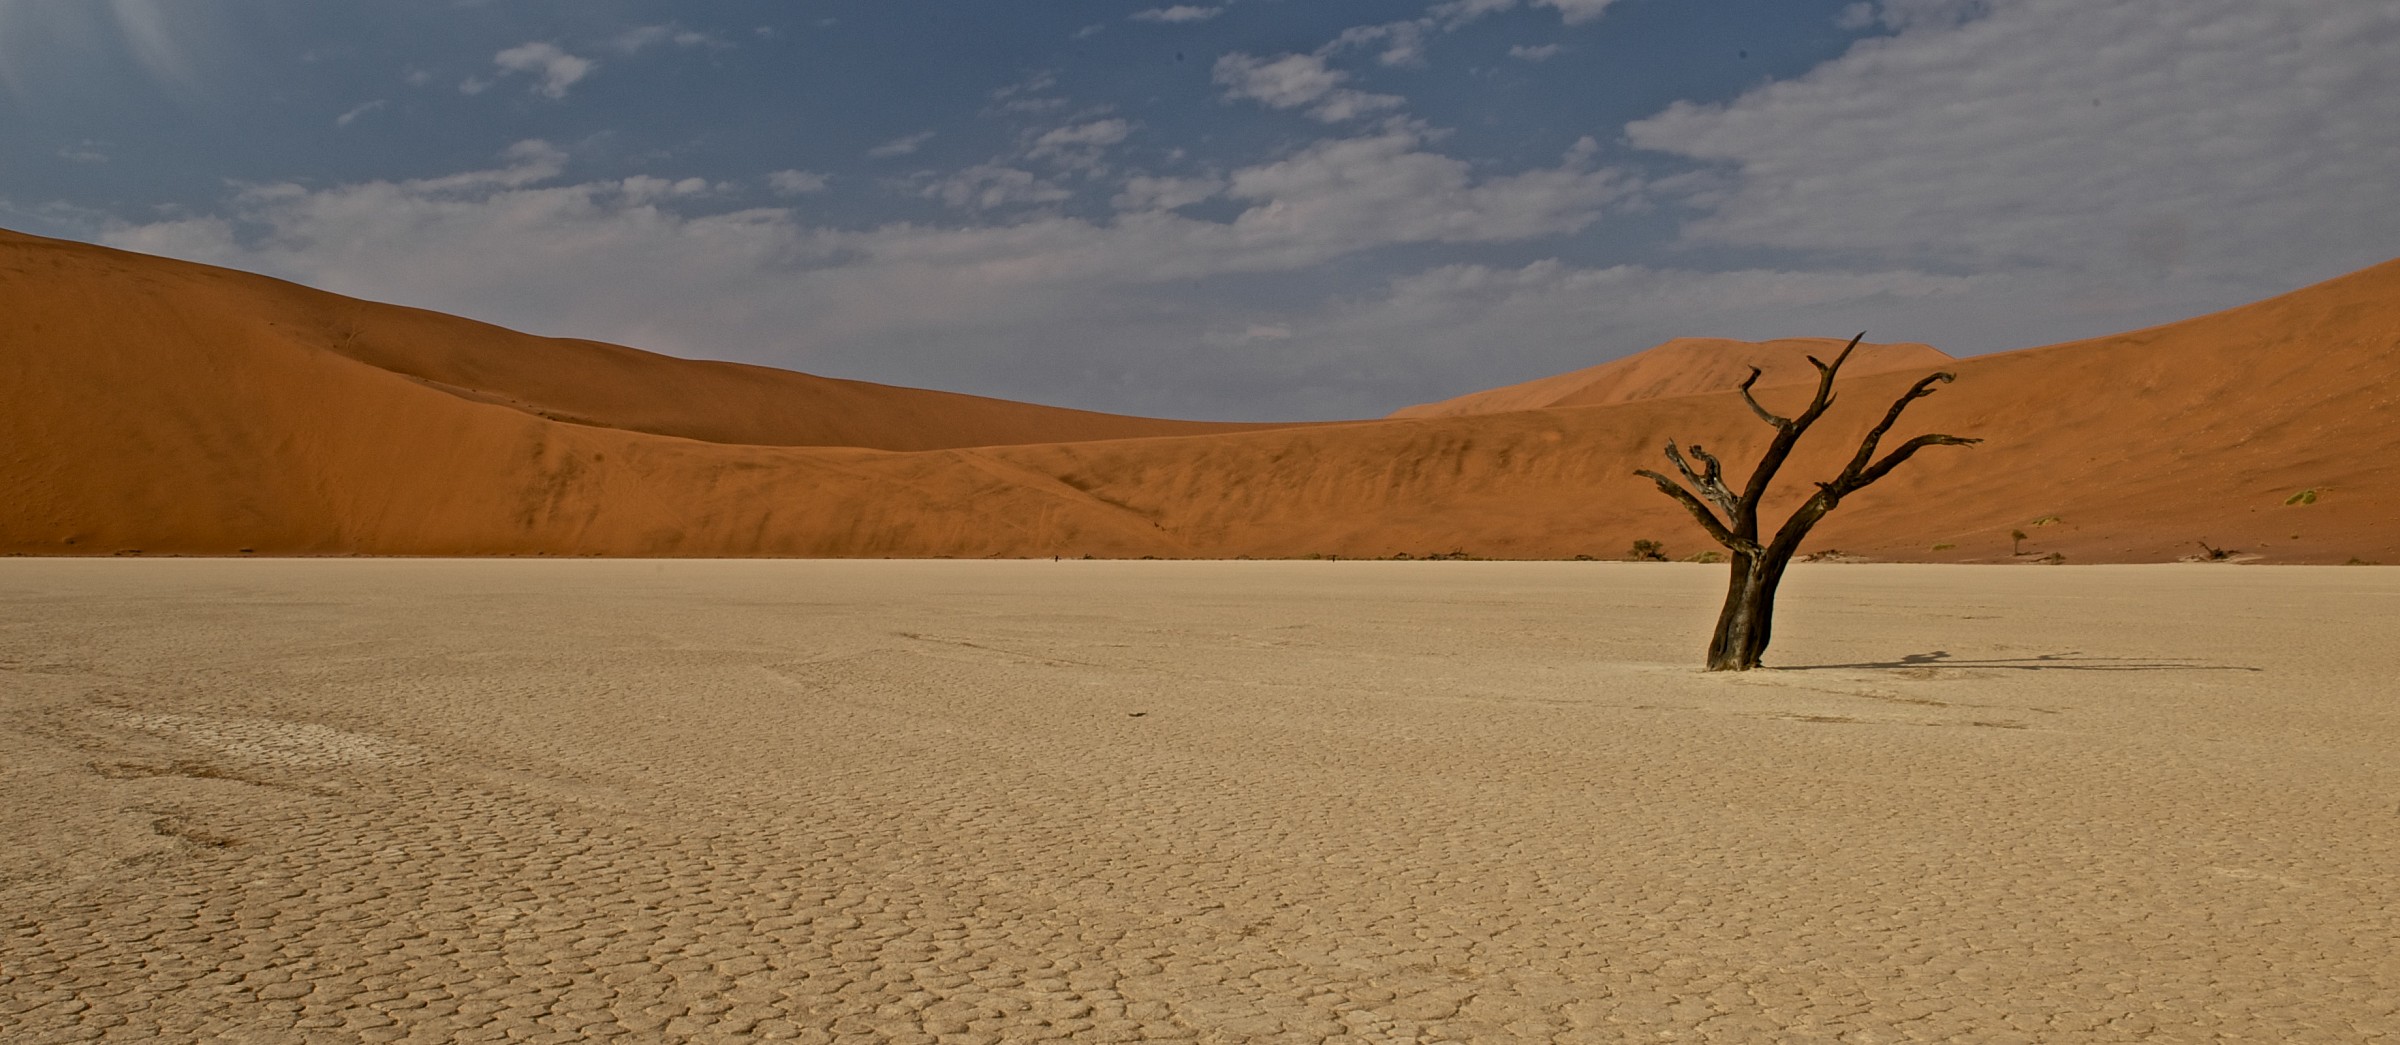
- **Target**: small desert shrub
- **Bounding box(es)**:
[1931,542,1956,551]
[1687,550,1725,564]
[2285,488,2319,506]
[2033,551,2066,564]
[1572,553,1597,561]
[1629,539,1668,561]
[2031,515,2062,526]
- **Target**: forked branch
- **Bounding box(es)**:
[1634,467,1750,552]
[1846,431,1981,493]
[1735,332,1867,508]
[1663,441,1739,516]
[1829,371,1973,494]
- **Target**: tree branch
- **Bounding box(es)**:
[1833,371,1948,479]
[1634,468,1751,553]
[1737,332,1866,508]
[1798,333,1866,428]
[1737,368,1789,429]
[1849,432,1982,491]
[1825,371,1979,496]
[1664,441,1740,517]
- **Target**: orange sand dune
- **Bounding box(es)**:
[994,258,2400,564]
[1389,337,1954,418]
[0,229,1266,453]
[3,227,2395,562]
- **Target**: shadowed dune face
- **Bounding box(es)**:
[3,226,2396,562]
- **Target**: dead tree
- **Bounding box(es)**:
[1636,334,1979,671]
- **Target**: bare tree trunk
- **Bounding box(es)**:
[1706,551,1789,670]
[1637,334,1978,671]
[1706,554,1756,669]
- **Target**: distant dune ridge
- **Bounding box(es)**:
[3,227,2395,562]
[1387,337,1955,419]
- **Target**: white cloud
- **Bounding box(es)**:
[618,176,712,202]
[1327,21,1431,67]
[1218,131,1622,253]
[88,132,1633,418]
[1426,0,1617,29]
[867,131,936,158]
[109,132,1618,291]
[334,100,385,128]
[57,140,109,163]
[1131,6,1223,24]
[1025,118,1134,169]
[1213,53,1403,123]
[492,41,594,99]
[1508,44,1562,62]
[922,165,1073,211]
[1429,0,1518,27]
[1284,259,2005,411]
[990,73,1068,114]
[1112,175,1225,212]
[767,170,830,195]
[1537,0,1618,25]
[1320,0,1616,72]
[1627,0,2400,285]
[614,24,722,52]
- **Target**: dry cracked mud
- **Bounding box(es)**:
[3,560,2396,1043]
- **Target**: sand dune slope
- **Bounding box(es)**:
[3,226,2395,562]
[992,258,2400,563]
[1389,337,1954,418]
[0,229,1263,453]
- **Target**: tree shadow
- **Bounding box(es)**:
[1786,649,2263,673]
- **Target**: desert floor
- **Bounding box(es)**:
[3,560,2396,1044]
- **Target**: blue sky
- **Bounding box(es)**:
[5,0,2396,420]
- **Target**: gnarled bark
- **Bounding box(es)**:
[1636,334,1979,671]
